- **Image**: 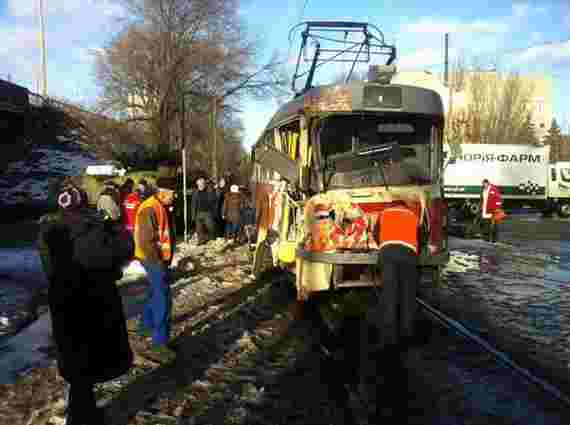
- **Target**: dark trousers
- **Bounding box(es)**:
[64,380,98,424]
[195,211,215,243]
[379,244,419,348]
[481,217,499,242]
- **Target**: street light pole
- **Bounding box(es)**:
[39,0,48,96]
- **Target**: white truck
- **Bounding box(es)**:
[443,144,570,218]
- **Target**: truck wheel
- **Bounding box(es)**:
[558,203,570,218]
[468,201,481,217]
[431,266,442,285]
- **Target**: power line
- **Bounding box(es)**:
[398,37,570,72]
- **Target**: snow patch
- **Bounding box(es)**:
[0,144,98,205]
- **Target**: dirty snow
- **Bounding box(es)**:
[0,144,97,205]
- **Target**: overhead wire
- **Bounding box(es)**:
[398,37,570,73]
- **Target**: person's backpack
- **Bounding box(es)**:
[70,213,134,271]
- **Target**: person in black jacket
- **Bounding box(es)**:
[41,187,133,425]
[190,177,216,244]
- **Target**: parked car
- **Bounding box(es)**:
[84,161,127,177]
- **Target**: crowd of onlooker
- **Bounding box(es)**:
[189,176,256,246]
[36,172,257,425]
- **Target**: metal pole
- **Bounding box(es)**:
[212,97,218,181]
[39,0,48,96]
[181,90,188,243]
[444,33,449,87]
[446,33,453,121]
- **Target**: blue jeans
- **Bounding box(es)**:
[140,262,172,346]
[225,222,240,236]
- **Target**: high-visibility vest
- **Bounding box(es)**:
[379,206,420,254]
[134,196,172,262]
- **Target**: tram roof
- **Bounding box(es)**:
[263,81,444,132]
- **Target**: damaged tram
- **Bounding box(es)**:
[250,22,449,309]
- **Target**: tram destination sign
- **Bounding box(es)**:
[363,86,402,109]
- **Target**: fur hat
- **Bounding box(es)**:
[57,187,83,210]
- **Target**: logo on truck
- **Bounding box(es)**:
[457,153,542,163]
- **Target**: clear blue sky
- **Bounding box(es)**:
[1,0,569,148]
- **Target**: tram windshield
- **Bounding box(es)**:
[319,115,438,188]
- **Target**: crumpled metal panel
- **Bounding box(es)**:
[302,188,428,252]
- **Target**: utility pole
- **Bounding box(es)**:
[211,96,218,181]
[444,33,449,87]
[39,0,48,96]
[444,33,453,121]
[179,85,188,243]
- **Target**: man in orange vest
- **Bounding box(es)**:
[134,178,177,362]
[378,200,423,353]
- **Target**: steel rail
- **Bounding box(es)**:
[417,297,570,407]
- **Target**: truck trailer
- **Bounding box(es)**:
[443,143,570,218]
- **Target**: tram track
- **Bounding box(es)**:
[304,291,570,424]
[417,297,570,410]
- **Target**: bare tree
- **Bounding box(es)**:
[449,59,535,145]
[545,119,563,162]
[94,0,287,178]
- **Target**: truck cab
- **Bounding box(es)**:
[548,162,570,217]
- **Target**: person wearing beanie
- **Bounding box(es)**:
[38,183,133,425]
[133,177,177,362]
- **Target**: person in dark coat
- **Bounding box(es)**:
[190,178,216,244]
[215,177,228,237]
[41,187,133,425]
[222,184,243,241]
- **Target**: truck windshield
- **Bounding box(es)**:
[319,115,434,188]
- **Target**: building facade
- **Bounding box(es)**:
[393,70,553,141]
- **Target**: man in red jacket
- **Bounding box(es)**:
[122,181,142,234]
[480,178,502,243]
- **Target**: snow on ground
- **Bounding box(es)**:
[0,247,45,279]
[0,144,97,205]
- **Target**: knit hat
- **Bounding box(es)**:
[155,177,176,192]
[57,187,83,210]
